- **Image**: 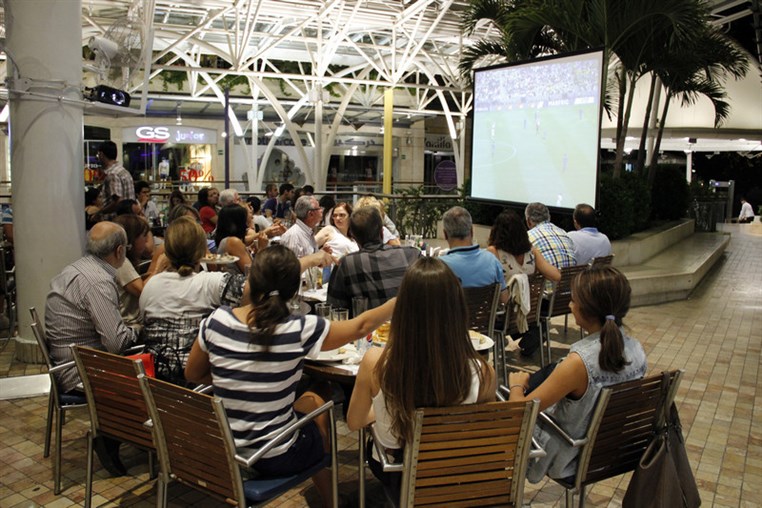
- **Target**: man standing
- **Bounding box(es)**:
[98,141,134,215]
[739,196,754,223]
[262,183,294,219]
[439,206,508,304]
[45,222,138,475]
[328,206,419,314]
[567,204,612,265]
[525,202,575,269]
[281,195,324,258]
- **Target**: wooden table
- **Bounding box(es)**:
[303,361,357,385]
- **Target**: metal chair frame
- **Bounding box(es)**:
[539,265,589,365]
[535,370,683,508]
[29,307,88,495]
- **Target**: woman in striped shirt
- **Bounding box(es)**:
[185,245,394,507]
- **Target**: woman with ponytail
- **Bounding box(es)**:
[139,216,246,385]
[507,265,647,483]
[185,245,394,507]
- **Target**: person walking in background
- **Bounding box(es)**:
[738,196,754,223]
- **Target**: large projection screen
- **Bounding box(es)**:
[470,49,604,210]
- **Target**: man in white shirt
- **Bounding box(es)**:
[567,204,612,265]
[281,195,327,258]
[738,197,754,223]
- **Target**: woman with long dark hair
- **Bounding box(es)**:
[507,265,647,482]
[112,214,150,327]
[185,245,394,507]
[346,256,496,500]
[487,209,560,282]
[315,201,358,257]
[196,186,219,234]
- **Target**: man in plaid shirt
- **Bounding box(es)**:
[525,202,575,269]
[327,206,420,315]
[98,141,134,216]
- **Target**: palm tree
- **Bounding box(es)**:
[460,0,746,178]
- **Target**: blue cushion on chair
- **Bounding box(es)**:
[59,392,87,406]
[243,455,331,502]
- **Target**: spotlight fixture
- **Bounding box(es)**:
[83,85,131,107]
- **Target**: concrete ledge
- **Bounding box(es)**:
[612,219,695,266]
[619,232,730,307]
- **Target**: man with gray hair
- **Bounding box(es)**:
[525,202,575,269]
[440,206,508,304]
[218,188,240,207]
[281,195,327,258]
[45,221,138,475]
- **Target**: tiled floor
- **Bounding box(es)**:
[1,227,760,507]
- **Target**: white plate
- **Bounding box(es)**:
[200,255,239,265]
[469,331,495,352]
[314,344,358,362]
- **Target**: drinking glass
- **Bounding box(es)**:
[315,303,332,318]
[331,308,349,321]
[352,296,368,318]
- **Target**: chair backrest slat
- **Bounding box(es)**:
[402,400,538,508]
[72,347,153,450]
[505,273,544,336]
[590,254,614,267]
[546,265,589,319]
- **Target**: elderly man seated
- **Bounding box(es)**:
[281,195,326,258]
[45,221,138,476]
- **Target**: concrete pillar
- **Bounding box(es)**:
[5,0,85,360]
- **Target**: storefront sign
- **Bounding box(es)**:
[425,134,453,151]
[123,126,218,144]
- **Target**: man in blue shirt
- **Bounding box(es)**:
[440,206,509,305]
[567,204,612,265]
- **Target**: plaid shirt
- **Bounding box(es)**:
[528,221,576,269]
[101,162,135,206]
[327,242,420,316]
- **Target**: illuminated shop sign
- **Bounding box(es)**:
[123,126,218,144]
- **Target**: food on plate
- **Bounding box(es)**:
[373,321,391,344]
[468,330,486,344]
[338,347,346,354]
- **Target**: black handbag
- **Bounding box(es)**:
[623,376,701,508]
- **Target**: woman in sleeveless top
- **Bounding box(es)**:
[347,257,496,502]
[506,266,647,482]
[315,201,359,258]
[487,209,560,282]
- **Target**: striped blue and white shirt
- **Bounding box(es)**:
[198,307,330,457]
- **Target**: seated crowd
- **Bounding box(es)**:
[47,184,624,506]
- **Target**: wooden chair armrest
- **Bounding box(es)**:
[235,400,335,468]
[538,412,588,448]
[369,425,404,473]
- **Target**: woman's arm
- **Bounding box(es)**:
[486,245,499,259]
[123,276,145,297]
[533,247,561,283]
[185,338,213,385]
[476,360,497,403]
[507,353,588,411]
[225,237,252,275]
[314,225,333,248]
[346,347,381,431]
[321,298,396,351]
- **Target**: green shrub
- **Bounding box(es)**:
[598,171,651,240]
[651,165,690,220]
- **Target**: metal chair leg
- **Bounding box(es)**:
[44,394,54,458]
[358,427,366,508]
[565,488,575,508]
[53,406,63,494]
[85,432,94,508]
[329,408,338,508]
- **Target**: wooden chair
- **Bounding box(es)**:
[462,283,501,338]
[29,307,88,495]
[536,370,683,508]
[539,265,589,365]
[495,273,545,383]
[139,375,339,508]
[360,400,540,507]
[71,346,156,508]
[589,254,614,267]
